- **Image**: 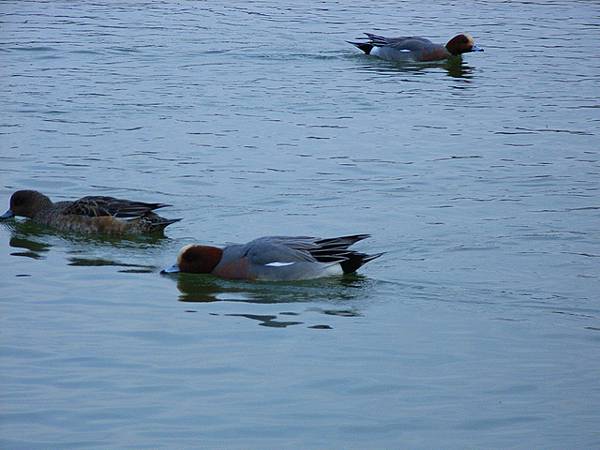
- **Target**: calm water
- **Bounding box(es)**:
[1,0,600,448]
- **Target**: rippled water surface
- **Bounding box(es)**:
[1,1,600,448]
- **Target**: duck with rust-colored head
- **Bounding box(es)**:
[1,190,181,236]
[162,234,383,281]
[349,32,483,62]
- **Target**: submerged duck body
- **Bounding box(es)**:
[163,234,383,281]
[349,33,483,62]
[1,190,180,236]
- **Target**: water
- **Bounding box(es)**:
[1,0,599,448]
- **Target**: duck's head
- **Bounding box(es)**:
[162,244,223,274]
[445,33,483,55]
[1,190,52,219]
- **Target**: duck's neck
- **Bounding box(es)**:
[36,193,53,209]
[24,190,53,218]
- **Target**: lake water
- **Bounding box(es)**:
[1,0,599,448]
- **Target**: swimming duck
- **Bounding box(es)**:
[162,234,382,281]
[0,190,181,236]
[349,33,483,62]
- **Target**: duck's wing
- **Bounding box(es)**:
[245,234,372,265]
[386,38,435,53]
[365,33,433,49]
[242,237,319,266]
[63,196,170,219]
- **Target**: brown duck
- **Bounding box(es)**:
[1,190,181,236]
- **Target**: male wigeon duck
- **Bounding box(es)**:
[162,234,383,281]
[349,33,483,62]
[0,190,181,236]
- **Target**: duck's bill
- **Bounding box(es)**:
[0,209,15,220]
[161,263,180,274]
[471,45,484,52]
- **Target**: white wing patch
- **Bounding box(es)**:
[265,262,296,267]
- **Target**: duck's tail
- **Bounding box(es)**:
[347,41,374,55]
[305,234,383,273]
[340,251,384,274]
[153,217,182,232]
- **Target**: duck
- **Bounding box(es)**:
[349,32,483,62]
[162,234,383,281]
[0,189,181,236]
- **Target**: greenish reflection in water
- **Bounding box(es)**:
[170,271,375,305]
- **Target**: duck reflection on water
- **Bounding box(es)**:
[172,271,374,305]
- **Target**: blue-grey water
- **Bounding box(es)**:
[1,1,599,448]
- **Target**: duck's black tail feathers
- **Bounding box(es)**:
[347,41,374,55]
[339,251,384,274]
